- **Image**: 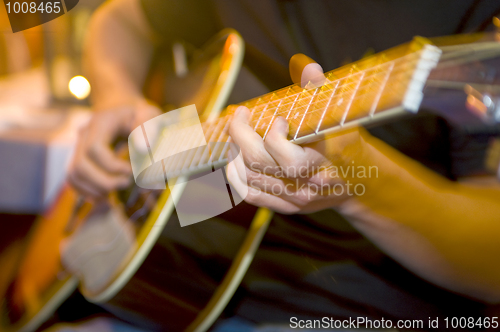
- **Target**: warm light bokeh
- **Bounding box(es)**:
[68,75,91,99]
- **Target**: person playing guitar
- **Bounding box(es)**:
[68,0,500,329]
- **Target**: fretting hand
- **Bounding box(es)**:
[226,55,368,214]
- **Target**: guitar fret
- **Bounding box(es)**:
[248,95,271,123]
[188,119,220,170]
[299,51,421,123]
[316,53,422,126]
[147,41,443,187]
[285,87,319,139]
[262,87,295,140]
[197,118,226,167]
[315,80,340,133]
[154,127,175,168]
[369,61,394,116]
[163,126,191,176]
[175,121,210,174]
[179,130,208,172]
[253,99,272,131]
[252,56,419,142]
[286,90,303,120]
[189,47,432,175]
[294,87,320,140]
[322,80,345,125]
[262,98,283,140]
[340,71,365,126]
[218,136,232,162]
[208,119,231,165]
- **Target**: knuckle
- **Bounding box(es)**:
[244,192,258,205]
[88,142,104,159]
[294,190,312,206]
[243,150,262,170]
[309,175,329,187]
[245,168,259,183]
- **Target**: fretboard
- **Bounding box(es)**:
[157,39,442,180]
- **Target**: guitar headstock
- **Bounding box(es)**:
[422,32,500,130]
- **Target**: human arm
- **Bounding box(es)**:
[68,0,161,198]
[337,132,500,304]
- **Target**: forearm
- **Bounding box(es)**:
[339,130,500,303]
[84,0,155,109]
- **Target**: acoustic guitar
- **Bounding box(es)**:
[2,29,500,332]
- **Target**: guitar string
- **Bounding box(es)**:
[195,49,423,142]
[241,55,427,130]
[161,53,428,178]
[148,43,470,181]
[230,53,423,133]
[202,53,421,146]
[294,82,322,140]
[210,60,421,160]
[238,49,424,112]
[144,47,439,187]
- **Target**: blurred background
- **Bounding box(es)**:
[0,1,108,207]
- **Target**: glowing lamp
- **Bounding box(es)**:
[68,75,91,100]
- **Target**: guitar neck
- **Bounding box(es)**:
[237,43,441,144]
[154,38,443,180]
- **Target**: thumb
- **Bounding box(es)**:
[289,54,326,89]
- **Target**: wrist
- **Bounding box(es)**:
[328,128,390,205]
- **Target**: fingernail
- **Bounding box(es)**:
[301,63,326,88]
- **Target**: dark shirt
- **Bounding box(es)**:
[138,0,500,326]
